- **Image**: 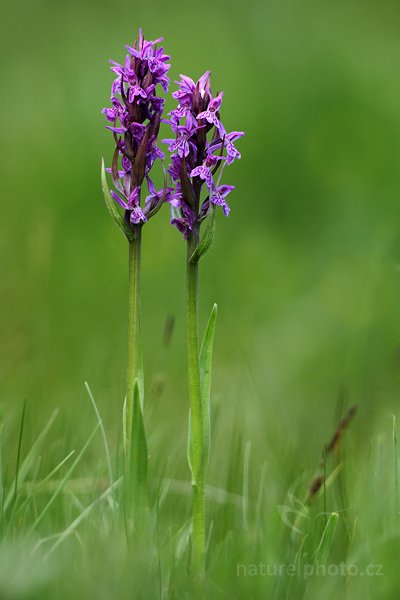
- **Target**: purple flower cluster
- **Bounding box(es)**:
[102,30,171,226]
[163,71,244,238]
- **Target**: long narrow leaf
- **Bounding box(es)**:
[313,512,339,565]
[125,380,148,527]
[137,349,144,411]
[101,158,134,241]
[190,207,216,264]
[199,303,217,473]
[131,381,148,494]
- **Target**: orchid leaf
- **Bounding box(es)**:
[190,206,216,264]
[131,380,147,489]
[101,158,134,242]
[125,380,148,528]
[199,303,217,474]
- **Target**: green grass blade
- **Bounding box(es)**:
[242,441,251,531]
[15,450,75,518]
[313,512,339,565]
[13,402,26,506]
[199,303,217,473]
[4,409,59,513]
[26,424,99,536]
[84,382,115,511]
[43,477,122,560]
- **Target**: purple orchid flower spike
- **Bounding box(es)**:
[163,70,244,253]
[102,29,171,238]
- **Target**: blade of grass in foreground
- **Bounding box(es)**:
[85,382,115,511]
[42,477,123,560]
[13,401,26,507]
[313,512,339,565]
[4,409,59,513]
[242,440,251,531]
[14,450,75,519]
[26,424,100,537]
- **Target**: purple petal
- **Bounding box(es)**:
[219,184,235,197]
[106,126,126,134]
[128,187,140,207]
[110,190,128,209]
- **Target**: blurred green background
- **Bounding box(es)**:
[2,0,400,441]
[1,0,400,595]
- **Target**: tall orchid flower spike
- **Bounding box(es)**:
[164,71,244,573]
[101,29,170,534]
[102,28,171,233]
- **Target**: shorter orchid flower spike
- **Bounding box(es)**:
[163,70,244,260]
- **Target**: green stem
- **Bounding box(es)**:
[125,227,142,458]
[187,231,205,574]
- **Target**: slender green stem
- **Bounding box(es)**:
[186,231,206,574]
[125,227,142,458]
